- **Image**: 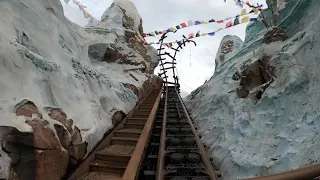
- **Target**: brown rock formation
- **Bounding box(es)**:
[112,111,125,126]
[263,27,287,44]
[2,122,68,180]
[16,100,42,118]
[49,109,67,124]
[234,56,275,100]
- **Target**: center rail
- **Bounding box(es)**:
[138,86,219,180]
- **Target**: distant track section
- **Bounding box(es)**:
[138,86,220,180]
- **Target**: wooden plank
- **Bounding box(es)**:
[242,164,320,180]
[67,89,156,180]
[122,86,164,180]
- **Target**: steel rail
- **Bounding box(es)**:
[242,164,320,180]
[175,88,218,180]
[156,86,168,180]
[122,86,164,180]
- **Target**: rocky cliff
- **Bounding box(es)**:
[0,0,160,179]
[185,0,320,179]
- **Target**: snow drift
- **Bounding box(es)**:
[0,0,160,179]
[185,0,320,179]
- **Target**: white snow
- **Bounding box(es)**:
[0,0,155,178]
[185,1,320,179]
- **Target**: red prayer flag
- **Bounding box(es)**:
[134,36,137,40]
[217,20,224,23]
[180,23,187,28]
[245,1,253,8]
[144,42,148,45]
[226,21,233,28]
[143,33,147,37]
[188,33,195,39]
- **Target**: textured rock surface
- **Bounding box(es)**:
[215,35,243,72]
[0,0,161,179]
[185,0,320,179]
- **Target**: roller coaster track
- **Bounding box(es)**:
[66,34,320,180]
[157,33,197,90]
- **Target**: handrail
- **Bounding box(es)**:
[122,86,164,180]
[242,164,320,180]
[175,88,218,180]
[156,86,168,180]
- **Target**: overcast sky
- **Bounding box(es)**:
[60,0,267,96]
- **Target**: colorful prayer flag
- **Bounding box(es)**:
[169,43,173,47]
[188,20,194,26]
[234,17,240,25]
[253,8,259,14]
[170,27,177,32]
[188,33,195,39]
[196,30,200,37]
[241,9,247,16]
[180,23,187,28]
[73,0,86,10]
[176,25,181,29]
[209,19,215,23]
[83,11,91,18]
[236,0,243,8]
[201,33,208,36]
[201,21,208,24]
[217,20,224,23]
[151,32,156,36]
[195,20,202,25]
[208,32,215,36]
[177,41,182,46]
[226,21,233,28]
[245,1,253,8]
[250,18,258,21]
[241,16,249,23]
[155,31,159,35]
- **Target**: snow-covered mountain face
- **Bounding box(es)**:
[185,0,320,179]
[214,35,243,72]
[0,0,160,179]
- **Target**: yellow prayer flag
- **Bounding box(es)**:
[201,33,208,36]
[83,11,91,19]
[253,8,259,14]
[170,27,177,31]
[201,21,208,24]
[241,16,249,23]
[241,9,247,16]
[151,32,156,36]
